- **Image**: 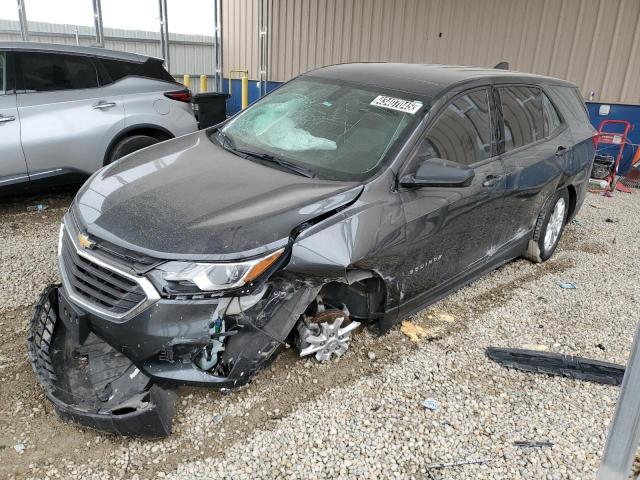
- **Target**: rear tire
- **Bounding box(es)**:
[525,189,570,263]
[107,135,160,164]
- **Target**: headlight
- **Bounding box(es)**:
[157,248,284,292]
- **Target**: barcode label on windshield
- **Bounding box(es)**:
[370,95,423,114]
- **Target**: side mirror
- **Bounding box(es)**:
[400,158,475,188]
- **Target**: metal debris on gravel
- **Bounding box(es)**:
[0,191,638,479]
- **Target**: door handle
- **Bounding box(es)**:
[555,145,568,156]
[0,115,16,123]
[482,174,503,188]
[92,101,117,110]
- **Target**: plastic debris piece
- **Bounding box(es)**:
[14,443,25,454]
[558,281,577,289]
[605,218,619,223]
[401,320,428,342]
[27,204,47,212]
[514,440,554,449]
[571,218,584,227]
[421,398,439,411]
[427,458,490,470]
[367,351,376,360]
[486,347,625,385]
[520,344,548,352]
[212,414,226,424]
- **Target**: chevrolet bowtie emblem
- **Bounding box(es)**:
[78,232,95,249]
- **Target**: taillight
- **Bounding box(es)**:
[164,89,192,103]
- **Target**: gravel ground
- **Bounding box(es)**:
[0,189,638,479]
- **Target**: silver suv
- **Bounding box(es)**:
[0,42,198,194]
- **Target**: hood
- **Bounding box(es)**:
[74,131,362,260]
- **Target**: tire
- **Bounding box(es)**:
[524,189,570,263]
[107,135,160,164]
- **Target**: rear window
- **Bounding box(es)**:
[547,85,591,125]
[20,52,99,92]
[498,86,544,152]
[98,58,176,84]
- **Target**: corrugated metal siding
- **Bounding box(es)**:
[266,0,640,104]
[222,0,260,81]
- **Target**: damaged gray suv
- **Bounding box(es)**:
[29,63,596,437]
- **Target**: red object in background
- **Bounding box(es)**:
[594,120,633,184]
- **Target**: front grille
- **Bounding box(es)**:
[61,232,146,315]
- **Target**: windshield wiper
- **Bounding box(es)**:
[212,129,316,178]
[234,149,317,178]
[213,128,237,151]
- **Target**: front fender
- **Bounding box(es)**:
[285,172,406,312]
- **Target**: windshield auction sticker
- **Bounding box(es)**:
[370,95,423,114]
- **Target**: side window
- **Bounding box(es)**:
[499,86,544,151]
[20,52,99,93]
[416,89,492,166]
[0,52,5,95]
[542,92,562,136]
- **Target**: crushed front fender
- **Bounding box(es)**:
[27,285,177,438]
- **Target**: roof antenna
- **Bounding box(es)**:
[494,61,509,70]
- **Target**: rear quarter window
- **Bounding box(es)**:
[547,85,591,125]
[100,58,139,81]
[98,58,176,84]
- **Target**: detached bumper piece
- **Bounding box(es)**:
[27,285,177,438]
[486,347,625,386]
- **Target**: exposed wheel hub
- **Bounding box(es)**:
[297,303,360,362]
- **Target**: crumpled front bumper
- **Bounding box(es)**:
[27,285,177,438]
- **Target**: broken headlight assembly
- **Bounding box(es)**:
[151,248,285,296]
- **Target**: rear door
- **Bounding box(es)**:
[0,51,29,187]
[16,51,125,177]
[399,87,506,302]
[493,85,572,249]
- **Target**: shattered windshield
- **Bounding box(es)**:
[214,77,423,181]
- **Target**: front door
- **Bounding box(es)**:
[0,51,29,188]
[16,51,124,178]
[398,87,506,306]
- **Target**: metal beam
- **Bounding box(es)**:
[92,0,104,47]
[16,0,28,41]
[259,0,268,97]
[212,0,223,92]
[597,322,640,479]
[158,0,170,70]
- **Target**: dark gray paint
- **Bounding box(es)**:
[31,65,596,434]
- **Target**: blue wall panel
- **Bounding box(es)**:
[224,79,283,116]
[587,102,640,176]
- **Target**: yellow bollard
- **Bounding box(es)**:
[183,74,190,89]
[200,74,207,93]
[241,72,248,110]
[229,70,250,110]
